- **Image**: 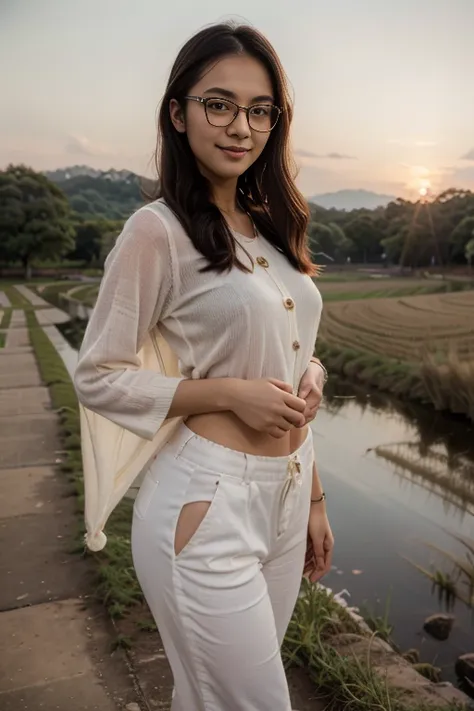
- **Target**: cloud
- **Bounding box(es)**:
[295,149,357,160]
[461,148,474,161]
[65,134,114,158]
[388,139,437,148]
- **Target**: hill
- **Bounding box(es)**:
[308,189,396,211]
[45,166,397,218]
[45,166,156,220]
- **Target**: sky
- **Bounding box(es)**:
[1,0,473,200]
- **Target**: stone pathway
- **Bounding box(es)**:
[0,305,140,710]
[0,291,11,308]
[14,284,50,307]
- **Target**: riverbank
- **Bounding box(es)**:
[316,338,474,422]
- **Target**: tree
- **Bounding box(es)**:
[344,213,383,263]
[71,220,107,264]
[308,222,353,263]
[0,165,75,278]
[450,216,474,262]
[466,238,474,268]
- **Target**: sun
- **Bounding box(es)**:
[418,178,431,198]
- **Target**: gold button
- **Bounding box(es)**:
[284,297,295,310]
[256,256,269,268]
[292,340,300,351]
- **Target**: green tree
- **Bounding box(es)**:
[308,222,353,263]
[0,164,75,278]
[72,221,104,264]
[466,237,474,268]
[344,213,383,263]
[450,216,474,261]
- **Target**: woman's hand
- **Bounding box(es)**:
[228,378,307,439]
[297,361,325,425]
[304,507,334,583]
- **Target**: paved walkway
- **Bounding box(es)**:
[0,308,140,710]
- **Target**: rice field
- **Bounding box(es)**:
[319,290,474,363]
[317,277,462,302]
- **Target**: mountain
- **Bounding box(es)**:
[45,165,136,183]
[308,189,396,211]
[45,166,156,220]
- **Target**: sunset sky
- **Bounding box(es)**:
[1,0,473,200]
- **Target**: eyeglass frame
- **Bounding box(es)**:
[184,95,282,133]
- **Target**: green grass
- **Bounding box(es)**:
[0,308,12,329]
[0,332,5,348]
[283,579,468,711]
[2,285,30,308]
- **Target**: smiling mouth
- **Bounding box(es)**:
[217,146,251,159]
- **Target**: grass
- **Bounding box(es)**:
[0,308,12,329]
[0,332,5,348]
[406,535,474,610]
[283,579,468,711]
[2,284,31,308]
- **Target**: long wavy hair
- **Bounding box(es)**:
[153,22,316,275]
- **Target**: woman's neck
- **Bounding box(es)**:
[210,179,240,216]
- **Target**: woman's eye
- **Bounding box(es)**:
[250,105,271,116]
[208,101,231,112]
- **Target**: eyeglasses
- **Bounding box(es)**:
[184,96,282,133]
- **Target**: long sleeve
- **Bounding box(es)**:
[74,207,185,440]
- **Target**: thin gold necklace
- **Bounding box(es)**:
[220,207,258,242]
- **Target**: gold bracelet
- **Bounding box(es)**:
[311,492,326,503]
[310,357,328,383]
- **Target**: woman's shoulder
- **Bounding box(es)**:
[134,199,185,232]
[123,199,188,250]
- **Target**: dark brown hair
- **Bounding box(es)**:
[154,21,316,275]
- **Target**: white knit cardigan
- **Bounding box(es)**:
[79,326,183,551]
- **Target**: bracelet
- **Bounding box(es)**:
[310,357,328,383]
[311,492,326,503]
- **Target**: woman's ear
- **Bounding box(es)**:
[169,99,186,133]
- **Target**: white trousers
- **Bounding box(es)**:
[131,423,314,711]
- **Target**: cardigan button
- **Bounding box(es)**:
[284,297,295,310]
[292,340,300,351]
[256,256,269,268]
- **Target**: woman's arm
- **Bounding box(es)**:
[74,208,185,440]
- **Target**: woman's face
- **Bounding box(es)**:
[170,53,275,183]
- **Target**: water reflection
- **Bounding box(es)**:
[315,378,474,686]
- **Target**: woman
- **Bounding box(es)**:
[74,21,334,711]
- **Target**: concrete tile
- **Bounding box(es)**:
[0,414,59,468]
[0,387,50,416]
[0,508,91,609]
[0,673,119,711]
[0,373,41,389]
[0,466,57,518]
[0,600,93,690]
[10,311,26,328]
[5,328,30,349]
[0,353,38,371]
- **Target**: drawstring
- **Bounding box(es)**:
[278,455,302,536]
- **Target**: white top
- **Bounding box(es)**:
[74,199,323,442]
